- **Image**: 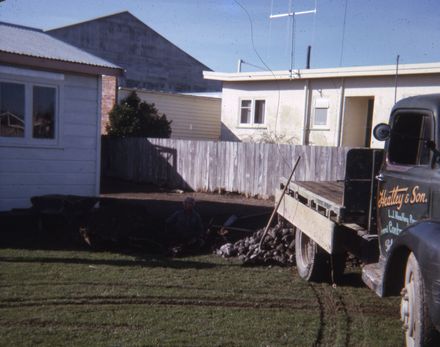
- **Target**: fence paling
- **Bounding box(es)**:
[101,137,350,198]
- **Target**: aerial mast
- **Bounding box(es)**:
[270,1,317,77]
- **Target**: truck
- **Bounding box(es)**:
[276,94,440,346]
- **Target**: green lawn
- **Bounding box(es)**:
[0,248,403,346]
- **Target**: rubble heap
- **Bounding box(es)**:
[215,224,295,266]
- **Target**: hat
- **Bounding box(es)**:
[183,197,196,205]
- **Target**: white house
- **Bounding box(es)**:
[204,63,440,147]
[118,88,221,140]
[0,22,122,211]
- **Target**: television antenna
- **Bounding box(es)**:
[270,1,317,77]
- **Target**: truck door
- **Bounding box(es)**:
[377,111,434,257]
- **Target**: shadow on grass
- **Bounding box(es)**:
[336,272,365,288]
[0,253,219,269]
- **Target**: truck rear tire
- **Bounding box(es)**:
[295,228,330,282]
[401,252,439,346]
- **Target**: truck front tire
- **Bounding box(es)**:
[401,252,439,346]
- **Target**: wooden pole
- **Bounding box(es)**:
[259,156,301,250]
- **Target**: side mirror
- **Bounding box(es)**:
[373,123,391,141]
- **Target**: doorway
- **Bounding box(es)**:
[341,97,374,147]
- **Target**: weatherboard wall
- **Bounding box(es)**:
[119,89,221,141]
[0,67,101,211]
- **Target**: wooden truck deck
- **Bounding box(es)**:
[277,149,383,254]
[280,178,345,223]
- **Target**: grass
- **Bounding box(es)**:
[0,248,403,346]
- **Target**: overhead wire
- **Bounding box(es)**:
[232,0,293,170]
[241,60,267,71]
[266,0,274,60]
[290,0,295,72]
[339,0,348,66]
[312,0,317,51]
[286,0,292,57]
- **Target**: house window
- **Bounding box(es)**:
[240,100,251,124]
[314,108,328,126]
[240,99,266,125]
[33,86,56,139]
[0,80,58,143]
[313,98,329,127]
[0,82,25,138]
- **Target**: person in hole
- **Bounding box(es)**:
[166,197,204,255]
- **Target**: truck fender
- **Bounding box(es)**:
[383,221,440,330]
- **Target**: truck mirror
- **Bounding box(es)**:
[373,123,391,141]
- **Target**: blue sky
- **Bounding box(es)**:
[1,0,439,72]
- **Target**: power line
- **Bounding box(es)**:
[233,0,292,169]
[339,0,348,66]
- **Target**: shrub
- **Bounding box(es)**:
[106,91,172,138]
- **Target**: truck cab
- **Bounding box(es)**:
[370,94,440,346]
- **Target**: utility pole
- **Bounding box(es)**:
[394,54,400,104]
[270,2,316,77]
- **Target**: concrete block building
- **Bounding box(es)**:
[204,63,440,147]
[48,11,221,132]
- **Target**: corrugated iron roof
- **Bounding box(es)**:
[0,21,121,70]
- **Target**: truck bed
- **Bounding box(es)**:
[293,181,344,206]
[277,148,383,255]
[281,179,345,222]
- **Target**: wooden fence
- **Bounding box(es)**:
[101,137,352,198]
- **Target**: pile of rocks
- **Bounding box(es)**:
[215,224,295,266]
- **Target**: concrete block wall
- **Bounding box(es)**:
[48,12,221,93]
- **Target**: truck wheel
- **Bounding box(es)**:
[401,252,439,346]
[295,228,330,282]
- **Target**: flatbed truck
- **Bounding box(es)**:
[276,94,440,346]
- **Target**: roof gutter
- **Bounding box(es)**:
[203,62,440,82]
[0,51,123,77]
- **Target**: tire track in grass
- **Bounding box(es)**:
[309,283,350,347]
[332,288,350,347]
[0,318,145,330]
[0,295,317,311]
[339,289,368,347]
[309,283,325,346]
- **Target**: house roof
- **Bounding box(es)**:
[0,21,123,76]
[203,62,440,82]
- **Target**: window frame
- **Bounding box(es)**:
[312,98,330,129]
[386,110,435,168]
[0,70,63,148]
[238,98,267,128]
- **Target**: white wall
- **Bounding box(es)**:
[0,66,100,211]
[221,80,305,143]
[220,74,440,146]
[119,89,221,141]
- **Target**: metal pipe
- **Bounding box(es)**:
[394,54,400,104]
[336,78,345,147]
[302,80,311,145]
[237,59,243,73]
[306,45,311,69]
